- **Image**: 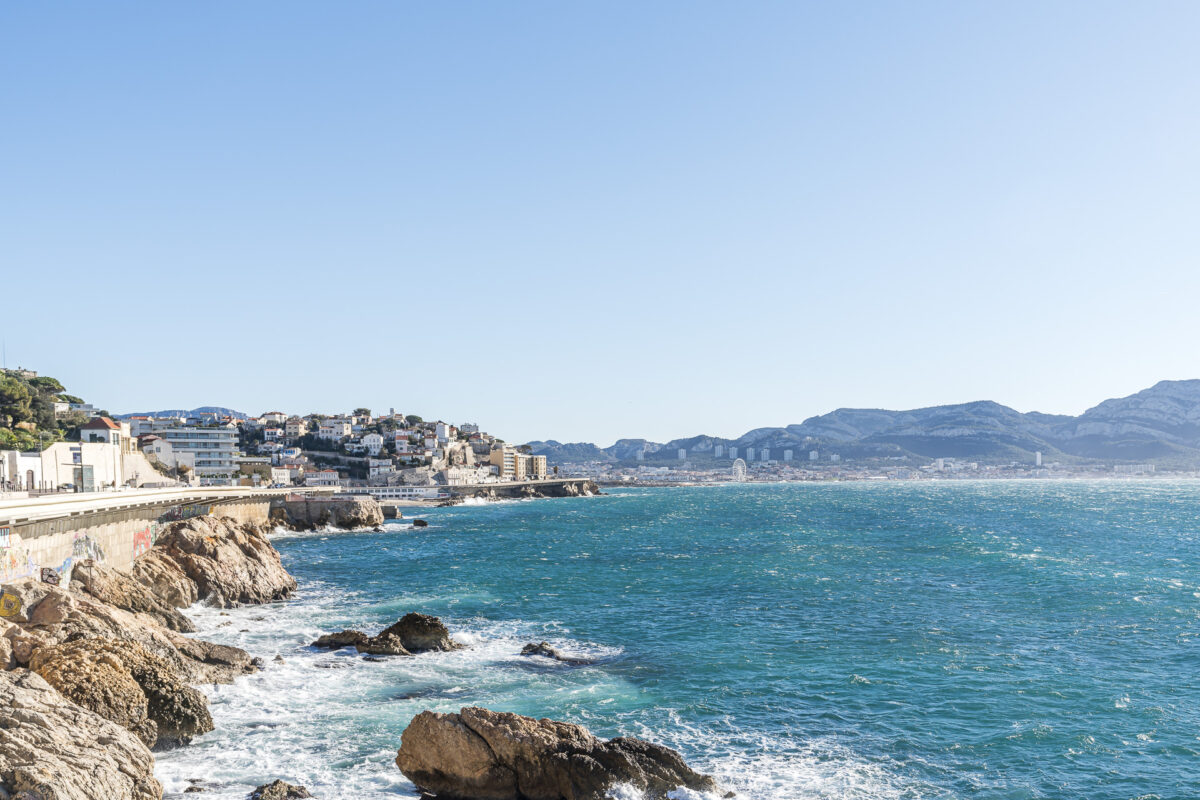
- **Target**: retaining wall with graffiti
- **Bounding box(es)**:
[0,497,271,588]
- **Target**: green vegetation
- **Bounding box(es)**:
[0,369,91,451]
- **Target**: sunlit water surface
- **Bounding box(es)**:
[155,481,1200,799]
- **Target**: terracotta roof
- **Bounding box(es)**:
[81,417,119,430]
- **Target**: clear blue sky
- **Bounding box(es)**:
[4,2,1199,446]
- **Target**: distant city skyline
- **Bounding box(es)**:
[5,3,1200,445]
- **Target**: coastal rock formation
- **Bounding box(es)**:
[72,559,196,632]
[0,668,162,800]
[395,707,719,800]
[149,516,297,607]
[29,637,213,748]
[311,613,461,656]
[130,549,199,609]
[379,613,461,653]
[520,642,593,666]
[275,496,384,531]
[249,780,313,799]
[311,630,368,649]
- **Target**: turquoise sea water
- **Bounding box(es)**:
[156,482,1200,799]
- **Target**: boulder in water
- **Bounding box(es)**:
[520,641,593,666]
[395,706,720,800]
[311,613,461,656]
[310,629,368,649]
[249,779,313,799]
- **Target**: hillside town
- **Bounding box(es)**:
[0,368,550,499]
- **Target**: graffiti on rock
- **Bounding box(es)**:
[0,591,21,618]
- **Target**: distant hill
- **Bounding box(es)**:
[526,380,1200,467]
[116,406,249,420]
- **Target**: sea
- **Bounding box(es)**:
[154,481,1200,800]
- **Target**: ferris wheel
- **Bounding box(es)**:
[731,458,747,482]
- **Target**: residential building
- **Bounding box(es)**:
[79,417,129,448]
[151,422,239,485]
[285,418,308,439]
[270,467,292,486]
[304,469,341,487]
[361,433,384,455]
[489,446,547,481]
[261,411,287,424]
[318,419,352,441]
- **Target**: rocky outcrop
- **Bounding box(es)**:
[275,496,384,531]
[0,513,305,796]
[0,668,162,800]
[148,516,296,607]
[130,549,199,609]
[311,613,462,656]
[379,614,462,653]
[395,707,719,800]
[520,642,593,666]
[249,780,313,799]
[72,559,195,632]
[29,638,213,749]
[311,630,368,649]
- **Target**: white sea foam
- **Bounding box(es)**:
[155,584,940,800]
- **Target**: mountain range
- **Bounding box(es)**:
[116,407,249,420]
[527,380,1200,467]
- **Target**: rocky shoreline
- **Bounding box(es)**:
[0,493,718,800]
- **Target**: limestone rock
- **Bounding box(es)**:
[29,637,214,749]
[395,707,719,800]
[276,496,384,531]
[377,613,462,653]
[519,642,593,666]
[0,669,161,800]
[354,634,411,656]
[151,517,296,607]
[312,614,460,657]
[71,560,195,632]
[248,780,312,799]
[310,630,367,649]
[130,550,199,609]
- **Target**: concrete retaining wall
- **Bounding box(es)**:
[0,497,271,587]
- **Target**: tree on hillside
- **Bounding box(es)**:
[28,377,64,395]
[0,375,32,427]
[405,414,423,426]
[353,407,371,417]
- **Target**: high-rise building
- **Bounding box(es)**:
[809,450,819,461]
[1035,451,1043,467]
[760,448,769,461]
[784,449,793,461]
[714,444,724,458]
[678,448,687,461]
[729,447,738,460]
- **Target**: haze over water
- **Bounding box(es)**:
[157,482,1200,799]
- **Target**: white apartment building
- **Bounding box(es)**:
[361,433,384,455]
[151,423,239,485]
[305,469,341,487]
[319,419,352,441]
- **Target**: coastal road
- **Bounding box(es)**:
[0,486,335,526]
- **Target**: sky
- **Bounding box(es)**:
[4,2,1200,446]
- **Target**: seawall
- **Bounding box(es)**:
[0,488,323,587]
